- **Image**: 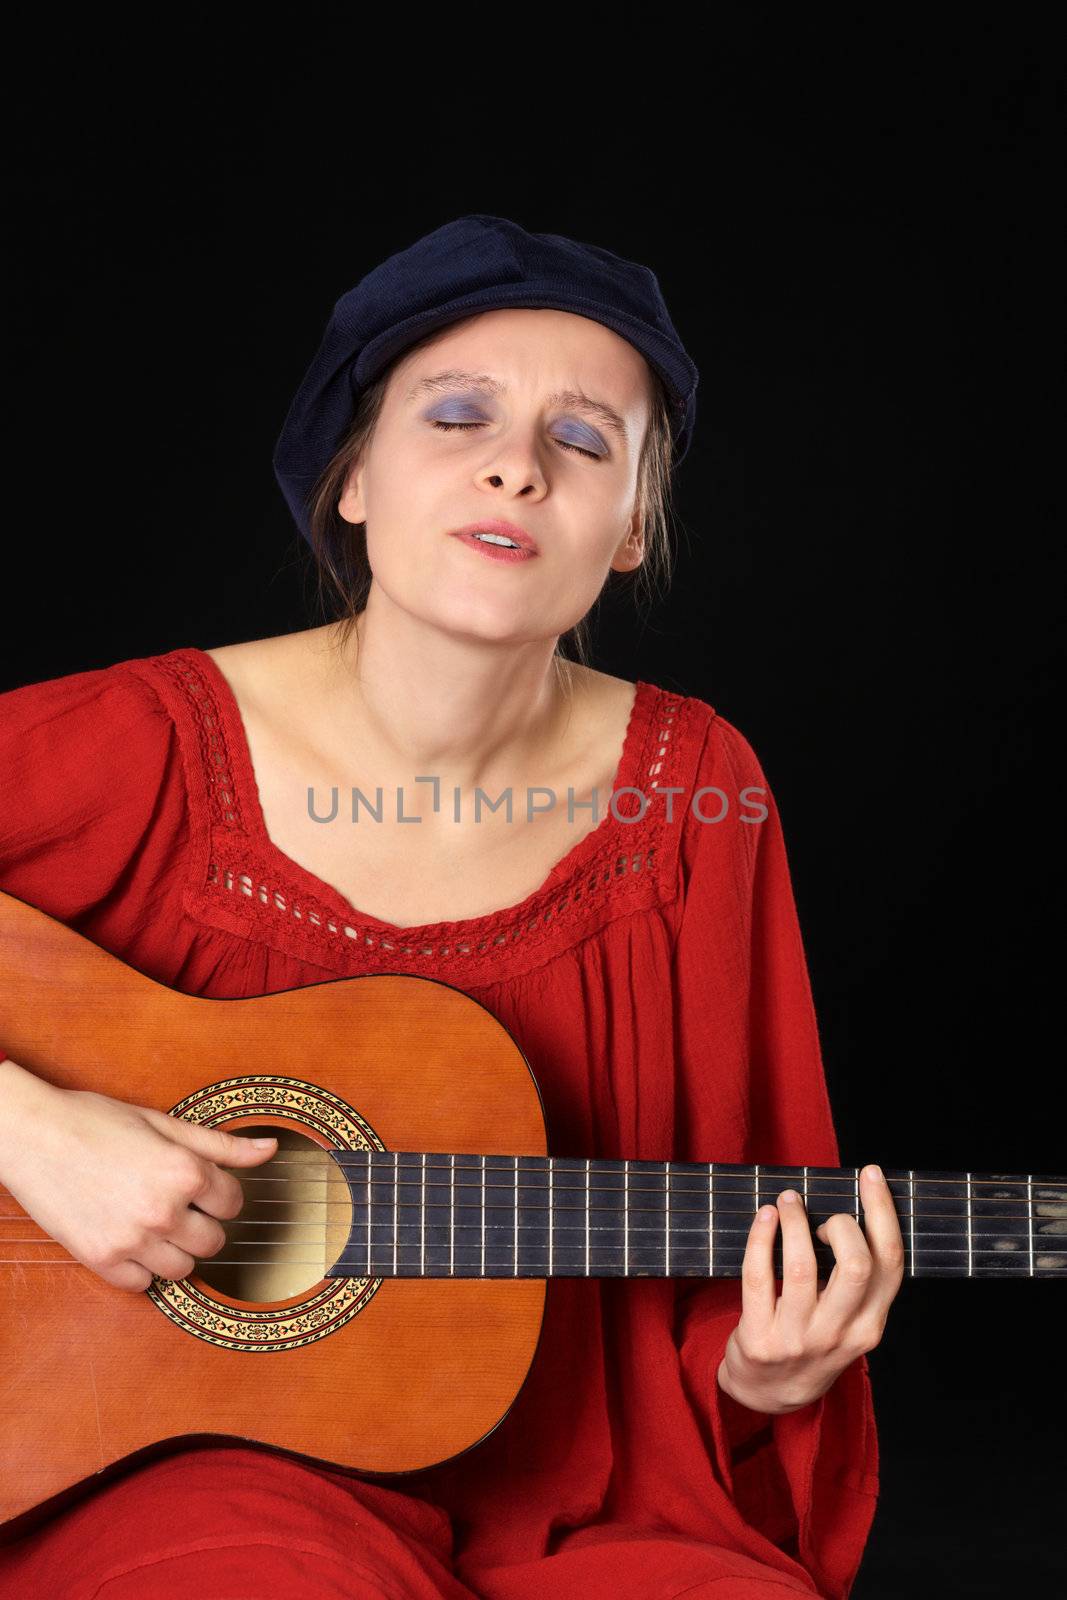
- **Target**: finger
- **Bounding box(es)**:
[774,1188,819,1335]
[143,1108,278,1167]
[137,1236,197,1284]
[739,1202,780,1337]
[105,1260,155,1294]
[188,1161,248,1224]
[167,1207,229,1262]
[811,1212,874,1341]
[857,1164,907,1290]
[140,1110,263,1221]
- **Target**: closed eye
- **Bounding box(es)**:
[430,420,602,460]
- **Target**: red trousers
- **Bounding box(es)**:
[0,1447,826,1599]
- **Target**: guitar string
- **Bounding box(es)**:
[2,1236,1064,1261]
[4,1218,1061,1242]
[4,1213,1063,1257]
[263,1160,1067,1193]
[2,1195,1063,1226]
[2,1182,1063,1225]
[129,1161,1067,1201]
[3,1168,1060,1203]
[2,1249,1063,1266]
[239,1174,1065,1209]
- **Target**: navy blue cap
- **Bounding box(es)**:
[272,213,699,546]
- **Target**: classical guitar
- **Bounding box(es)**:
[0,887,1063,1533]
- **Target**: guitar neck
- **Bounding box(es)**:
[324,1154,1067,1281]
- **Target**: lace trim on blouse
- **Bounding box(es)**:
[138,649,705,980]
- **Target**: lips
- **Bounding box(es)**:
[447,519,540,555]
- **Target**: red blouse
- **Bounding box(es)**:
[0,648,879,1600]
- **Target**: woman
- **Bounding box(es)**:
[0,215,901,1599]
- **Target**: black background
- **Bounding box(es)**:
[7,17,1064,1594]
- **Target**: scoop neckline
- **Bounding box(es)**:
[186,645,657,941]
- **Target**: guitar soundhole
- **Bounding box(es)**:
[194,1126,353,1306]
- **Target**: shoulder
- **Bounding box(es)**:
[695,706,770,793]
[0,651,190,916]
[627,675,768,795]
[643,688,776,895]
[0,652,194,811]
[201,626,336,710]
[556,669,773,834]
[0,653,174,744]
[562,661,643,744]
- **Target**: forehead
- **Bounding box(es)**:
[397,307,652,410]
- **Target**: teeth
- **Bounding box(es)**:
[472,531,520,548]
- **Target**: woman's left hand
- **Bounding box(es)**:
[716,1164,906,1415]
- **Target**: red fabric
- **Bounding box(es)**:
[0,648,879,1600]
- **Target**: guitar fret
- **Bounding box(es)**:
[909,1170,915,1277]
[966,1170,972,1278]
[547,1156,552,1279]
[1028,1174,1033,1277]
[665,1161,671,1276]
[617,1160,630,1270]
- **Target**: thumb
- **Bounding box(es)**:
[154,1112,278,1165]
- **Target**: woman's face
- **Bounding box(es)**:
[337,307,652,648]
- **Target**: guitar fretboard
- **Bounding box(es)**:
[323,1154,1067,1280]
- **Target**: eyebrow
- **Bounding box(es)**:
[406,369,629,443]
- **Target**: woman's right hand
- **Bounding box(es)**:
[0,1066,278,1292]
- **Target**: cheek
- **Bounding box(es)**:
[582,512,636,569]
[359,461,437,560]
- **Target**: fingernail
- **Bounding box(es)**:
[758,1205,777,1222]
[864,1164,883,1182]
[780,1189,799,1203]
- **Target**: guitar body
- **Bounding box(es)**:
[0,891,547,1531]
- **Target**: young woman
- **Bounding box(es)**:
[0,216,902,1599]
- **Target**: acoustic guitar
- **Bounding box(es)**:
[0,887,1063,1534]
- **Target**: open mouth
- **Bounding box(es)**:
[450,527,538,563]
[470,531,521,549]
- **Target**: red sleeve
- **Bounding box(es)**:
[0,661,181,1066]
[671,712,879,1600]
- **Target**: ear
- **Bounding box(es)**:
[611,513,646,573]
[336,459,367,526]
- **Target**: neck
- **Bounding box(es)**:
[319,607,575,789]
[322,1153,1067,1281]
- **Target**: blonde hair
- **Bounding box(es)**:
[303,321,681,671]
